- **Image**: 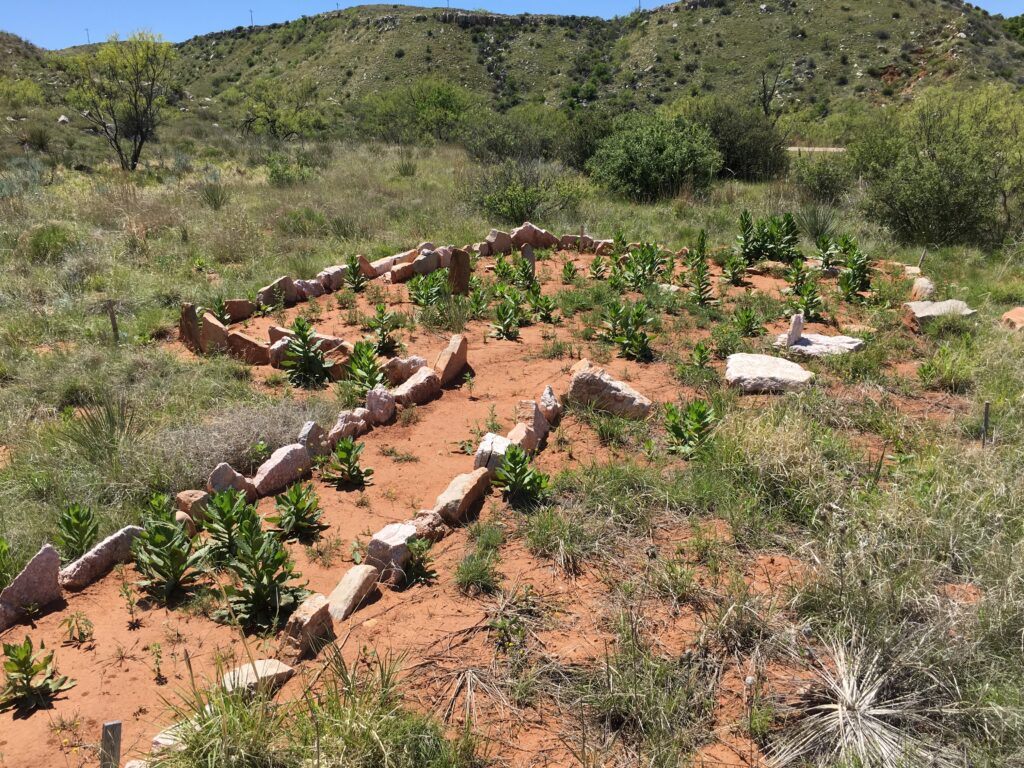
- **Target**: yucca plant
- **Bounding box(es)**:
[343,252,368,292]
[367,303,399,356]
[561,260,579,284]
[491,299,522,341]
[282,316,333,389]
[0,637,75,713]
[55,503,98,563]
[494,444,549,509]
[268,482,324,540]
[323,436,374,487]
[733,306,765,337]
[204,489,260,564]
[346,340,386,395]
[133,519,206,604]
[220,525,306,632]
[664,400,717,457]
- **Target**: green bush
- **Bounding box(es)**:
[468,159,583,224]
[688,98,788,181]
[587,113,722,201]
[0,77,44,109]
[16,222,78,264]
[133,519,206,604]
[791,155,854,202]
[54,503,98,563]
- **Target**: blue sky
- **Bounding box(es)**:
[5,0,1021,49]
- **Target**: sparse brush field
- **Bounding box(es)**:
[1,138,1024,768]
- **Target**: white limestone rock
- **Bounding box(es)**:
[725,353,814,393]
[567,366,653,419]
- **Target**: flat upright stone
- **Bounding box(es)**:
[179,303,201,351]
[408,510,448,542]
[199,312,229,354]
[910,276,936,301]
[507,423,539,452]
[725,353,814,393]
[474,241,492,257]
[208,462,257,502]
[252,444,311,497]
[448,248,471,296]
[176,490,210,522]
[268,338,290,368]
[520,243,536,274]
[257,276,299,307]
[474,433,512,476]
[222,659,295,694]
[327,408,371,444]
[298,421,331,458]
[365,523,417,580]
[516,399,550,443]
[435,246,453,268]
[327,564,380,621]
[227,330,270,365]
[392,366,441,406]
[538,385,562,424]
[224,298,257,322]
[486,229,513,255]
[905,299,976,321]
[295,278,325,300]
[1001,307,1024,330]
[775,332,865,357]
[356,254,376,278]
[59,526,143,590]
[0,545,61,631]
[279,593,332,659]
[567,366,653,419]
[433,467,491,524]
[383,355,427,385]
[786,314,804,347]
[366,385,396,425]
[434,334,468,386]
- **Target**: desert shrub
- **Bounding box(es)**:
[266,152,313,187]
[467,159,583,223]
[16,222,79,264]
[587,113,722,201]
[851,85,1024,244]
[0,77,44,109]
[0,156,45,201]
[791,155,854,202]
[687,97,789,181]
[462,104,569,162]
[358,78,473,143]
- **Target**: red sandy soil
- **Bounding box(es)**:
[0,250,963,767]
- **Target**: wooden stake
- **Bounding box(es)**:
[99,721,122,768]
[982,401,990,447]
[917,248,927,269]
[106,300,119,345]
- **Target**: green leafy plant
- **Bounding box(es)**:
[204,489,260,563]
[323,436,374,487]
[220,525,305,631]
[838,236,871,300]
[282,316,333,389]
[621,243,668,291]
[346,340,387,395]
[590,254,608,280]
[561,260,579,284]
[494,444,549,509]
[664,400,718,457]
[60,612,94,646]
[491,299,522,340]
[55,503,98,563]
[210,296,232,326]
[528,289,558,324]
[691,340,712,368]
[133,519,206,604]
[0,637,76,713]
[405,538,437,586]
[688,254,714,307]
[735,209,801,264]
[343,252,368,292]
[268,483,324,540]
[0,537,14,590]
[455,552,499,596]
[408,270,449,307]
[367,303,399,356]
[733,306,765,337]
[816,234,841,270]
[616,302,655,361]
[792,279,825,321]
[721,253,748,286]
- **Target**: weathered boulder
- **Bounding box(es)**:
[268,337,290,368]
[199,312,229,354]
[474,241,492,257]
[910,276,936,301]
[538,385,562,425]
[511,222,559,249]
[279,593,333,660]
[227,330,270,365]
[224,299,257,323]
[433,467,491,524]
[905,300,976,322]
[316,265,348,292]
[474,433,512,476]
[257,276,299,307]
[370,254,400,277]
[179,303,201,351]
[516,399,550,443]
[252,444,312,497]
[384,355,427,385]
[567,366,653,419]
[407,510,448,542]
[365,523,417,581]
[725,353,814,393]
[222,659,295,694]
[417,241,436,252]
[392,366,441,406]
[60,527,143,590]
[327,564,380,621]
[176,489,210,522]
[175,511,196,537]
[389,261,416,283]
[295,278,325,300]
[356,254,376,278]
[366,385,396,425]
[594,239,614,255]
[559,234,580,250]
[507,423,539,452]
[298,421,331,458]
[434,334,468,386]
[448,248,471,296]
[1001,307,1024,330]
[208,462,257,502]
[435,245,453,268]
[0,545,61,631]
[486,229,513,254]
[327,408,371,444]
[412,250,439,275]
